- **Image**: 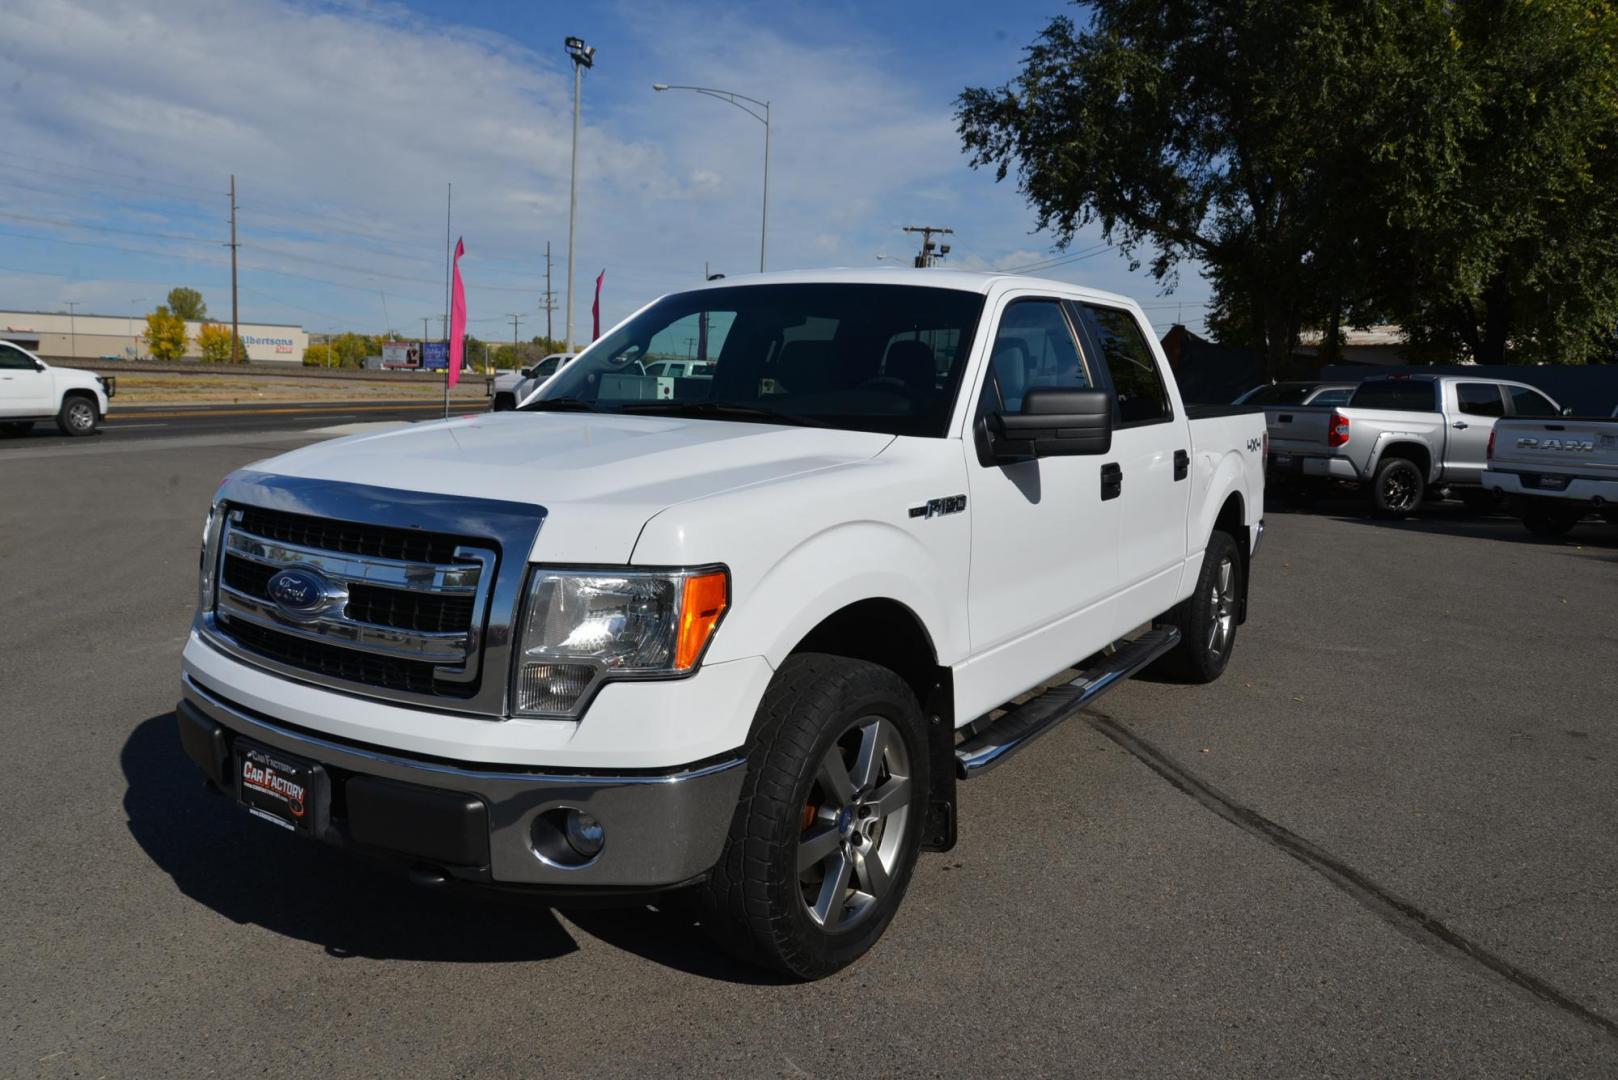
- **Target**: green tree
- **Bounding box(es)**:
[167,287,207,321]
[144,306,188,361]
[958,1,1618,369]
[196,322,233,363]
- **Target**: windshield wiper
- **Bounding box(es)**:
[520,397,599,413]
[619,400,831,428]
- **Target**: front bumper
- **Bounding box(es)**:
[177,674,745,889]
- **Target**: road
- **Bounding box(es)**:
[2,433,1616,1078]
[1,398,491,444]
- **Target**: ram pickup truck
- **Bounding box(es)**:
[1484,410,1618,537]
[0,339,114,436]
[175,270,1266,978]
[1265,373,1562,514]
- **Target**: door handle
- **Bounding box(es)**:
[1173,449,1189,481]
[1100,462,1123,501]
[1452,421,1469,430]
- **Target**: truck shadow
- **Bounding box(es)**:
[121,713,782,981]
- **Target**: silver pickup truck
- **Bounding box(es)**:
[1484,406,1618,537]
[1265,374,1563,515]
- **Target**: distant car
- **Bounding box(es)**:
[492,353,576,411]
[0,340,114,437]
[645,360,715,379]
[1233,381,1356,407]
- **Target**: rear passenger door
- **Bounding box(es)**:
[1447,382,1506,484]
[1069,302,1191,630]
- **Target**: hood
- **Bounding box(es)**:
[256,411,895,562]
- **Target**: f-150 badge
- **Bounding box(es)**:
[909,494,967,519]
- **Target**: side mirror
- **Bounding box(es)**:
[987,387,1112,460]
[521,367,534,378]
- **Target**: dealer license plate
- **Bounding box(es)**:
[236,742,323,835]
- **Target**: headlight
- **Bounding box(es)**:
[512,567,728,717]
[198,504,220,607]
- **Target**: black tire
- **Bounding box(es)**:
[697,653,929,980]
[1603,508,1618,526]
[0,420,33,436]
[1458,488,1498,514]
[1370,456,1424,517]
[492,392,515,412]
[56,394,98,437]
[1151,530,1242,684]
[1522,506,1581,539]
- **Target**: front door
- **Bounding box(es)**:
[0,342,52,417]
[959,295,1118,718]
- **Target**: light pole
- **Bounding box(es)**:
[65,300,78,358]
[128,298,145,359]
[565,36,596,352]
[653,83,771,273]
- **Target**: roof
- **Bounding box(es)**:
[682,266,1141,310]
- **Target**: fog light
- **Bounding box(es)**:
[564,810,605,858]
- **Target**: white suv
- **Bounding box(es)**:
[0,341,113,437]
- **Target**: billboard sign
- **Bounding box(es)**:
[422,341,450,371]
[382,341,420,369]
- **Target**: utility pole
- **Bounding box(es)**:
[564,36,596,352]
[229,175,240,362]
[65,301,78,358]
[544,241,555,347]
[422,317,430,344]
[903,225,953,268]
[510,313,523,355]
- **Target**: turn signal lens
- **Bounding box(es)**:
[675,571,728,670]
[1327,411,1350,448]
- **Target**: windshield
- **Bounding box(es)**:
[1237,383,1317,406]
[526,283,986,436]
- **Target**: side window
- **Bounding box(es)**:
[1072,303,1171,424]
[0,342,37,370]
[1456,383,1505,417]
[985,299,1089,413]
[1508,385,1558,417]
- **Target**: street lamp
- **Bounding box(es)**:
[653,83,771,273]
[128,298,146,359]
[564,36,596,352]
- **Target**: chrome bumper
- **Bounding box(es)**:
[179,674,745,888]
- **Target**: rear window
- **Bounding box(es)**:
[1508,385,1559,417]
[1348,379,1436,412]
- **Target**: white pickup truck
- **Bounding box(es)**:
[0,340,114,436]
[1484,407,1618,537]
[175,270,1266,978]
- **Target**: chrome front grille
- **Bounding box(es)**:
[198,473,547,717]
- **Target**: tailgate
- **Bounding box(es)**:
[1492,420,1618,475]
[1264,405,1334,455]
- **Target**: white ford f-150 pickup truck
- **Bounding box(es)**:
[1484,408,1618,537]
[176,270,1266,978]
[0,339,114,436]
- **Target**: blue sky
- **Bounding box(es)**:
[0,0,1213,339]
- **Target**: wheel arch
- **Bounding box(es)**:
[61,386,101,415]
[1371,438,1433,482]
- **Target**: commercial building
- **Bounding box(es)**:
[0,309,308,364]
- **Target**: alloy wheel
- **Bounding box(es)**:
[67,401,94,432]
[1207,556,1236,658]
[797,715,912,932]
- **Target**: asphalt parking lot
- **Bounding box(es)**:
[3,433,1615,1078]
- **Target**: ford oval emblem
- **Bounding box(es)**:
[266,567,342,620]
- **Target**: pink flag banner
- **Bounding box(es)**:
[448,237,466,387]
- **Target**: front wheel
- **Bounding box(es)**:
[1152,530,1242,684]
[698,654,928,980]
[1370,457,1424,517]
[56,395,98,437]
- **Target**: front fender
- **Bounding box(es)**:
[712,518,962,670]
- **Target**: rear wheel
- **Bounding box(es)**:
[56,394,98,437]
[1522,505,1582,539]
[698,654,928,980]
[1370,457,1424,517]
[1152,530,1241,684]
